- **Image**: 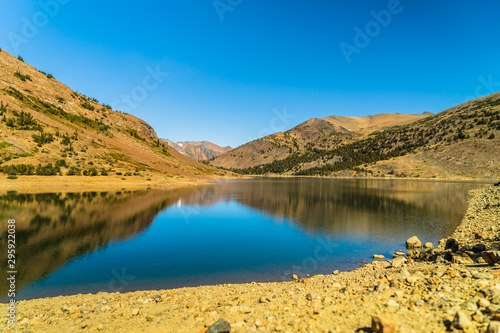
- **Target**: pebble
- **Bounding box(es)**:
[452,311,472,329]
[206,318,231,333]
[371,316,395,333]
[391,256,405,268]
[487,321,500,333]
[483,251,500,266]
[473,273,493,280]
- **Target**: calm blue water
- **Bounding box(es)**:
[0,179,489,300]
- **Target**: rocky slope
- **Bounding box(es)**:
[2,185,500,332]
[162,139,232,161]
[210,93,500,179]
[0,50,228,179]
[210,112,433,170]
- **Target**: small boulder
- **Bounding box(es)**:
[206,318,231,333]
[445,239,459,252]
[423,242,434,250]
[472,244,486,253]
[452,310,472,330]
[482,251,500,266]
[487,321,500,333]
[391,256,406,268]
[371,316,395,333]
[406,236,422,250]
[373,254,385,260]
[475,232,487,240]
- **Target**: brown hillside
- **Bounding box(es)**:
[322,112,433,133]
[210,92,500,179]
[0,50,229,179]
[210,112,432,170]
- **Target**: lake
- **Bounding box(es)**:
[0,178,489,301]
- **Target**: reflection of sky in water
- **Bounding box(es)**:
[1,179,489,301]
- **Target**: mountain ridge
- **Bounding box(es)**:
[0,50,228,179]
[210,94,500,179]
[162,139,232,161]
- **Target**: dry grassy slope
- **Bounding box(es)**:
[211,92,500,179]
[210,111,432,170]
[322,112,433,133]
[367,94,500,179]
[0,50,227,179]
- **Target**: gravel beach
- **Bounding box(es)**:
[2,185,500,333]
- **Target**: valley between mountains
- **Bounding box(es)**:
[1,48,499,182]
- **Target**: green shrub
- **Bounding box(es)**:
[14,71,32,82]
[488,133,496,139]
[100,169,108,176]
[0,102,7,115]
[32,131,55,146]
[0,164,35,175]
[7,175,18,180]
[81,101,95,111]
[66,166,81,176]
[36,163,60,176]
[16,111,36,127]
[6,118,15,127]
[55,159,67,168]
[17,55,24,62]
[47,73,54,79]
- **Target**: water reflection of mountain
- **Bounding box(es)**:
[0,187,198,297]
[184,180,485,241]
[0,180,486,299]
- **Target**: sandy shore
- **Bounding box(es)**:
[0,175,216,194]
[1,186,500,332]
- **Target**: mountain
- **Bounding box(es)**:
[210,112,433,170]
[210,93,500,179]
[162,139,232,161]
[0,50,228,179]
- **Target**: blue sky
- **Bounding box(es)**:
[1,1,499,148]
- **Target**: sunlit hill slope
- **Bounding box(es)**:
[0,50,228,179]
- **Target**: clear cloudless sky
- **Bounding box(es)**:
[1,0,499,147]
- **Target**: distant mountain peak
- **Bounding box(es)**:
[161,139,232,161]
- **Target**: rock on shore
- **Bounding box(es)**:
[1,186,499,333]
